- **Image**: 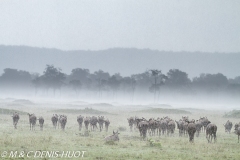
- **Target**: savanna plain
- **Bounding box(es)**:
[0,98,239,160]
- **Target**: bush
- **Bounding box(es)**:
[148,138,162,148]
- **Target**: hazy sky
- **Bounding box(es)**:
[0,1,239,52]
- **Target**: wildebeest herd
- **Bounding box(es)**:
[128,116,240,143]
[10,112,240,143]
[12,112,110,132]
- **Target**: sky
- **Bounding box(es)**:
[0,0,240,52]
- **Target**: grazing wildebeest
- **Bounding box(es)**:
[104,119,110,132]
[224,120,233,133]
[12,112,20,129]
[206,123,217,143]
[167,120,176,136]
[127,117,135,132]
[38,116,44,131]
[98,116,104,132]
[104,130,120,142]
[28,113,37,130]
[77,115,84,131]
[51,114,58,129]
[84,117,90,130]
[59,115,67,130]
[136,118,149,140]
[234,123,240,143]
[195,120,202,137]
[187,122,196,142]
[90,116,98,131]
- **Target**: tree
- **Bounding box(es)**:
[165,69,191,92]
[149,69,167,102]
[108,75,121,99]
[69,80,82,96]
[41,65,66,96]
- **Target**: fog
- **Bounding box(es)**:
[0,1,240,113]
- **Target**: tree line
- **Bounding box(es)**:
[0,65,239,100]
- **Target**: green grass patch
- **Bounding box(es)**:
[134,108,191,114]
[51,107,113,115]
[0,108,28,115]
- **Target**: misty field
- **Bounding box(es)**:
[0,99,240,160]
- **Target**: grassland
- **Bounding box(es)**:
[0,100,239,160]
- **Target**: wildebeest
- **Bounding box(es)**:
[98,116,104,132]
[104,119,110,132]
[187,122,196,142]
[51,114,58,129]
[206,123,217,143]
[28,113,37,130]
[84,117,90,130]
[201,117,209,132]
[148,118,158,136]
[127,117,135,132]
[175,120,184,137]
[234,123,240,143]
[136,118,149,140]
[12,112,20,129]
[167,120,176,136]
[59,115,67,130]
[195,120,202,137]
[104,130,120,142]
[90,116,98,131]
[38,116,44,131]
[224,120,233,133]
[77,115,84,131]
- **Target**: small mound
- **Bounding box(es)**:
[13,99,34,105]
[134,108,191,114]
[89,103,114,107]
[0,108,28,115]
[223,110,240,118]
[149,104,172,108]
[51,107,112,115]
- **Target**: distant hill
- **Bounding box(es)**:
[0,45,240,78]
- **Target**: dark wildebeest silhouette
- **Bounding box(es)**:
[77,115,84,131]
[167,120,176,136]
[148,118,158,136]
[234,123,240,143]
[12,112,20,129]
[90,116,98,131]
[195,120,202,137]
[28,113,37,130]
[201,117,209,132]
[206,123,217,143]
[224,120,233,134]
[175,120,184,137]
[38,116,44,131]
[84,117,90,130]
[160,119,168,135]
[136,118,149,140]
[104,130,120,142]
[51,114,58,129]
[59,115,67,130]
[104,119,110,132]
[98,116,104,132]
[127,117,135,132]
[187,122,196,142]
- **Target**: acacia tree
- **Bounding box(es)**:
[149,69,167,102]
[41,65,66,96]
[69,79,82,96]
